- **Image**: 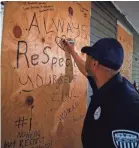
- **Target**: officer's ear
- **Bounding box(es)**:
[91,59,99,69]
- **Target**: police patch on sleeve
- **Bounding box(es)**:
[112,130,139,148]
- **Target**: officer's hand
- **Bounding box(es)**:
[60,38,75,54]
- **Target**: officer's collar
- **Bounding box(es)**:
[94,72,123,98]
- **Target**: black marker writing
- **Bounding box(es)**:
[72,23,80,39]
[42,46,51,64]
[17,41,29,68]
[15,117,28,128]
[52,19,64,32]
[29,13,40,33]
[67,23,73,33]
[43,17,54,35]
[19,75,34,91]
[31,54,39,66]
[36,74,43,87]
[4,140,16,148]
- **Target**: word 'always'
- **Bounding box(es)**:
[27,12,88,39]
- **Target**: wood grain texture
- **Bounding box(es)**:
[117,23,133,81]
[1,2,90,148]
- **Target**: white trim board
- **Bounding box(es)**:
[117,20,133,36]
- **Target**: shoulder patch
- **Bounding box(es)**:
[112,130,139,148]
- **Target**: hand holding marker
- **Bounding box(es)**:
[62,38,75,45]
[66,38,75,44]
[61,38,75,53]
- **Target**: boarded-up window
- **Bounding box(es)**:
[1,2,90,148]
[117,22,133,81]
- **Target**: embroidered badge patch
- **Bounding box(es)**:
[112,130,139,148]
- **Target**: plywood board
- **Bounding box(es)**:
[117,23,133,81]
[1,2,91,148]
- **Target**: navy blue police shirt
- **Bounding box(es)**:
[82,73,139,148]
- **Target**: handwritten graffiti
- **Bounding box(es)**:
[28,13,40,33]
[22,2,54,13]
[26,12,88,39]
[55,35,66,50]
[76,2,89,18]
[19,137,45,148]
[2,2,90,148]
[39,6,54,13]
[4,140,16,148]
[19,74,77,92]
[14,115,33,131]
[3,130,52,148]
[19,75,34,92]
[16,41,76,69]
[3,139,52,148]
[50,88,80,111]
[17,130,41,139]
[15,117,28,128]
[58,101,79,122]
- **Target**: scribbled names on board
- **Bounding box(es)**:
[3,130,52,148]
[22,2,55,13]
[14,11,88,92]
[2,2,90,148]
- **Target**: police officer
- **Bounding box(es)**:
[62,38,139,148]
